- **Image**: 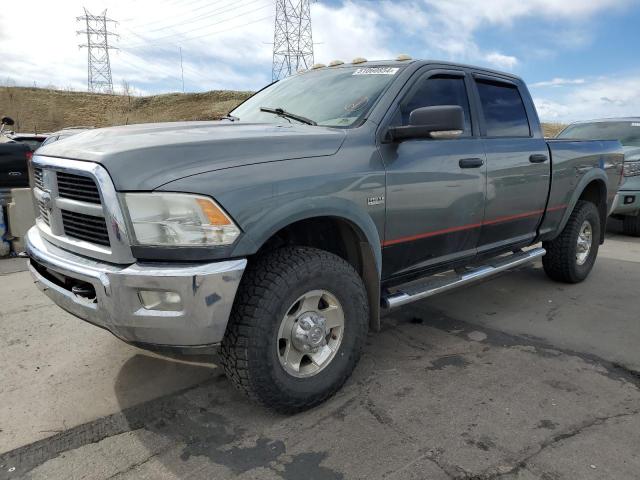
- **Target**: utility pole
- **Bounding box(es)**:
[179,47,185,93]
[272,0,315,81]
[77,8,118,94]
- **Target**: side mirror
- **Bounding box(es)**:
[387,106,464,142]
[1,116,15,126]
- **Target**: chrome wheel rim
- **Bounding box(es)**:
[277,290,345,378]
[576,220,593,266]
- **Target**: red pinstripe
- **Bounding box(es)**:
[382,204,567,247]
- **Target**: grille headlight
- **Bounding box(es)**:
[623,161,640,177]
[123,193,241,246]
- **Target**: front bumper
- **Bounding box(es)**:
[25,227,246,348]
[612,190,640,216]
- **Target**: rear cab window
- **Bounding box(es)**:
[475,79,531,137]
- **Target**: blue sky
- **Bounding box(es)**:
[1,0,639,122]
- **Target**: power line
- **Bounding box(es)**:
[120,0,215,24]
[132,0,263,34]
[77,8,118,94]
[272,0,315,81]
[125,2,272,48]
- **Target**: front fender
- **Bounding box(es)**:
[158,152,387,275]
[231,196,383,276]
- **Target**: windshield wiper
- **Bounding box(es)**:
[259,107,317,126]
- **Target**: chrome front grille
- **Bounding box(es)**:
[31,156,135,264]
[33,167,45,189]
[37,200,50,226]
[61,210,110,246]
[57,171,101,204]
[33,167,50,225]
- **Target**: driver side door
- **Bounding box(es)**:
[378,68,486,281]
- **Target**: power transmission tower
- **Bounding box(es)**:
[272,0,315,81]
[77,8,118,94]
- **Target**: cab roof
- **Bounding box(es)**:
[308,58,523,82]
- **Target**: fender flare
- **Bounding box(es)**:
[552,168,608,242]
[230,197,384,330]
[234,196,383,274]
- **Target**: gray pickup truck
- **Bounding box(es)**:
[26,59,623,412]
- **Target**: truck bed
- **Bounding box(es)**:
[539,139,624,240]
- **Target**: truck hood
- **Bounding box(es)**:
[37,121,346,190]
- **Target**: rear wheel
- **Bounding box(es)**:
[542,200,601,283]
[220,246,368,413]
[622,215,640,237]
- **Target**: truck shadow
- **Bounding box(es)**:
[113,353,220,411]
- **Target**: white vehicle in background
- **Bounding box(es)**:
[39,126,93,148]
[557,118,640,236]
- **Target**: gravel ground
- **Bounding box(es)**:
[1,226,638,479]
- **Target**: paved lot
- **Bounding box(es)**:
[1,225,639,479]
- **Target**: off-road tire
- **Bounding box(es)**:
[622,215,640,237]
[542,200,601,283]
[220,246,368,413]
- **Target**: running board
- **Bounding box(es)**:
[382,247,546,309]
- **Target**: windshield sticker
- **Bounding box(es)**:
[632,123,640,127]
[353,67,399,76]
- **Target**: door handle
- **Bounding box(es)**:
[529,154,548,163]
[459,157,484,169]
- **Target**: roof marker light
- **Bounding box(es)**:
[311,63,326,69]
[329,60,345,67]
[396,54,412,61]
[352,57,367,64]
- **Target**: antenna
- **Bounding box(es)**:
[77,8,118,94]
[179,47,185,93]
[272,0,315,81]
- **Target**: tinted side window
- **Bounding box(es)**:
[476,80,530,137]
[401,75,472,137]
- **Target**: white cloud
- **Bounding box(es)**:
[414,0,629,69]
[484,52,518,70]
[531,78,586,88]
[0,0,275,93]
[0,0,634,96]
[312,2,395,63]
[534,74,640,122]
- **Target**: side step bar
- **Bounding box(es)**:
[382,247,546,309]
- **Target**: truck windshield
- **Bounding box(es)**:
[230,66,403,128]
[557,121,640,147]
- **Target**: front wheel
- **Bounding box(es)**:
[220,246,368,413]
[542,200,601,283]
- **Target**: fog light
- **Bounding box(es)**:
[138,290,183,311]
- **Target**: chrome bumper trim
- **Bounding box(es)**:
[26,226,246,346]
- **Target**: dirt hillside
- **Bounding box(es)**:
[0,87,252,133]
[1,86,566,136]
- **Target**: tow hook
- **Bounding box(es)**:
[71,284,96,302]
